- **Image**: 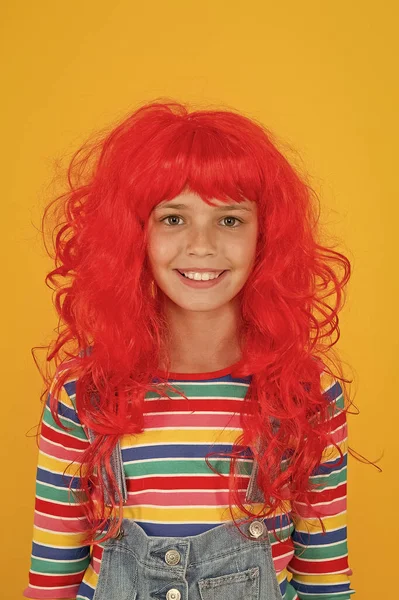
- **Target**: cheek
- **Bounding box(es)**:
[147,234,175,272]
[228,236,257,270]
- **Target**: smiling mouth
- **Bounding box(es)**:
[177,270,227,280]
[174,269,229,287]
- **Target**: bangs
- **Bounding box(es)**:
[131,122,265,221]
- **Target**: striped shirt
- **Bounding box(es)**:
[24,360,354,600]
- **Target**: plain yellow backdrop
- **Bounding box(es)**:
[1,1,397,598]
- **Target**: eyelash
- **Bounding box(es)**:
[160,215,243,228]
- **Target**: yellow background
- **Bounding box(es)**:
[1,1,397,598]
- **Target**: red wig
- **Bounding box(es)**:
[35,99,352,542]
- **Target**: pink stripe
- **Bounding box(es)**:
[330,424,347,444]
[143,413,242,428]
[273,551,295,572]
[23,584,80,599]
[34,511,87,533]
[125,490,242,506]
[92,555,102,575]
[292,497,347,518]
[40,437,85,461]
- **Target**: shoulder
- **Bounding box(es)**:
[47,357,82,418]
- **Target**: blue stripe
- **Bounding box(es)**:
[122,444,253,461]
[32,542,90,561]
[264,512,292,530]
[292,526,347,546]
[314,452,347,475]
[291,580,351,594]
[137,521,222,536]
[57,399,81,424]
[45,395,81,425]
[64,380,77,397]
[323,380,343,402]
[279,577,288,598]
[77,580,95,600]
[37,466,81,489]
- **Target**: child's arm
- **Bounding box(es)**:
[287,374,355,600]
[24,365,92,599]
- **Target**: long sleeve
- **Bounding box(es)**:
[287,372,355,599]
[24,364,91,599]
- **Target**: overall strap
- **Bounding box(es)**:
[78,349,128,505]
[86,428,128,505]
[245,416,280,504]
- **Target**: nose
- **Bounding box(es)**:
[186,225,217,256]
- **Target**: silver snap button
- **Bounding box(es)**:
[165,549,181,565]
[166,589,181,600]
[249,520,264,538]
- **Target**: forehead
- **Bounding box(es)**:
[153,191,255,213]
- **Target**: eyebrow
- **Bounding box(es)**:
[154,203,252,212]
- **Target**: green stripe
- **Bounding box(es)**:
[268,522,295,544]
[31,556,90,574]
[326,387,344,415]
[285,583,299,600]
[36,481,82,503]
[124,458,252,477]
[145,382,249,399]
[310,465,347,486]
[294,540,348,560]
[292,594,354,600]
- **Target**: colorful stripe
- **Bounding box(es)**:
[24,360,354,599]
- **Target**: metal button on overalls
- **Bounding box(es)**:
[166,589,181,600]
[165,550,181,565]
[249,520,265,538]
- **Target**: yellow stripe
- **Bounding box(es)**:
[81,563,98,590]
[276,569,288,584]
[33,526,88,547]
[292,573,351,584]
[119,501,291,522]
[38,452,82,478]
[320,438,348,462]
[121,428,244,446]
[293,512,347,532]
[120,505,262,522]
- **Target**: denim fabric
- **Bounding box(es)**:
[93,518,283,600]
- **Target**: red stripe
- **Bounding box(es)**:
[306,483,347,503]
[329,410,346,429]
[271,538,294,559]
[127,475,249,491]
[144,399,245,413]
[92,544,104,560]
[35,498,87,518]
[29,572,85,586]
[289,555,350,574]
[41,422,89,450]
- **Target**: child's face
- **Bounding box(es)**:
[146,191,258,313]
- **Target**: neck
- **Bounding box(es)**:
[160,297,243,373]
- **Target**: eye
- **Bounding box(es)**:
[160,215,184,226]
[221,216,242,228]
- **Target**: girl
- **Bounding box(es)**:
[25,100,355,600]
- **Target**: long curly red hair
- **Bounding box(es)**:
[34,99,353,542]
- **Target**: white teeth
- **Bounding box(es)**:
[181,271,222,281]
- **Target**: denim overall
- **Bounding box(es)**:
[89,431,284,600]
